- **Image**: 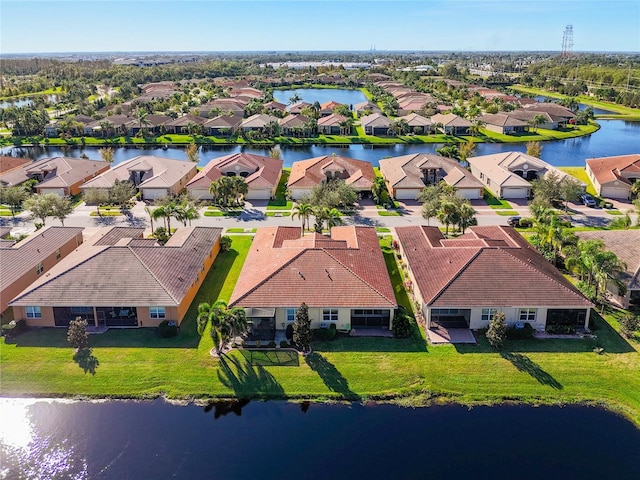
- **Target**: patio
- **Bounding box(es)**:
[427,327,477,345]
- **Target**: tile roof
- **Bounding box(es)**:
[575,230,640,289]
[80,155,196,190]
[398,113,431,127]
[10,227,222,307]
[288,155,375,191]
[0,226,84,293]
[396,225,592,308]
[186,153,282,190]
[360,113,391,128]
[524,102,576,119]
[1,157,108,189]
[585,154,640,186]
[0,156,31,175]
[479,113,528,128]
[229,226,396,309]
[379,153,482,191]
[317,113,347,127]
[203,114,242,129]
[240,113,279,128]
[430,113,472,127]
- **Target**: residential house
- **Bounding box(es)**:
[478,113,528,135]
[575,230,640,309]
[203,114,242,136]
[360,113,392,135]
[45,115,95,137]
[84,115,137,136]
[523,102,576,126]
[278,114,309,136]
[186,152,282,201]
[319,100,344,117]
[1,156,110,196]
[240,113,279,133]
[467,151,585,199]
[80,155,197,201]
[398,113,431,134]
[585,154,640,200]
[229,226,397,339]
[396,225,593,333]
[288,101,311,114]
[230,87,263,99]
[130,114,172,135]
[317,113,349,135]
[0,226,84,316]
[507,110,558,130]
[200,98,247,117]
[353,100,382,117]
[165,114,206,134]
[379,153,484,200]
[430,113,472,135]
[263,101,288,115]
[288,155,375,200]
[9,226,223,328]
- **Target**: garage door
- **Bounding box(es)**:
[246,189,271,200]
[395,189,421,200]
[601,186,630,200]
[351,309,391,329]
[457,188,482,200]
[39,188,66,197]
[501,187,528,199]
[143,189,168,200]
[188,189,212,200]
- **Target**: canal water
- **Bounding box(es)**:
[0,399,638,480]
[4,119,638,169]
[0,95,59,109]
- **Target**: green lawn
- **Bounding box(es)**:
[483,189,513,209]
[495,210,520,216]
[557,167,598,196]
[1,235,639,427]
[265,212,291,217]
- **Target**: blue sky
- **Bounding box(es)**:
[1,0,639,54]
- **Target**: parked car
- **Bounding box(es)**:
[581,194,597,207]
[507,216,521,227]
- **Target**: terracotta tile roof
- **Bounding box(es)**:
[229,226,396,309]
[1,226,84,293]
[10,227,222,307]
[1,157,108,189]
[524,102,576,119]
[585,154,640,186]
[279,114,308,128]
[91,227,145,246]
[80,155,196,190]
[396,225,591,308]
[186,153,282,190]
[0,156,31,174]
[288,155,375,191]
[317,113,347,127]
[576,230,640,289]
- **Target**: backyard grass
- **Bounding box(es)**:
[1,236,639,427]
[557,167,598,196]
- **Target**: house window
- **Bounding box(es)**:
[286,308,296,322]
[519,308,537,322]
[481,308,498,322]
[56,249,61,260]
[26,306,41,319]
[480,172,484,180]
[486,179,491,186]
[36,262,44,275]
[323,309,338,321]
[149,307,166,319]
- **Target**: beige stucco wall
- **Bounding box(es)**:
[13,306,56,327]
[274,306,394,331]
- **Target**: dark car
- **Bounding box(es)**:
[507,216,521,227]
[581,194,597,207]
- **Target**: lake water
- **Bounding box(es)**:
[0,398,638,480]
[273,88,367,108]
[0,94,59,109]
[4,119,638,169]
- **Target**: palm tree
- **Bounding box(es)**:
[436,200,460,236]
[457,201,476,234]
[468,119,485,137]
[529,114,547,133]
[371,176,388,206]
[292,203,313,234]
[135,108,150,136]
[289,93,301,105]
[230,176,248,206]
[144,205,155,232]
[325,207,343,229]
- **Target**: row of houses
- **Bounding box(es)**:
[4,151,637,204]
[8,224,639,338]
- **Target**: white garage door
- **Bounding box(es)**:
[501,187,528,199]
[143,189,168,200]
[39,188,66,197]
[246,189,271,200]
[188,188,212,200]
[457,188,482,200]
[601,186,630,200]
[395,189,421,200]
[289,188,311,201]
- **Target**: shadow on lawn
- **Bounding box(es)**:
[238,349,299,366]
[73,348,99,375]
[500,352,562,390]
[305,352,360,400]
[218,353,285,398]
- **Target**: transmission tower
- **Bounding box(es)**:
[561,25,574,58]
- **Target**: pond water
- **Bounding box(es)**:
[0,399,638,480]
[0,95,59,109]
[4,119,638,169]
[273,88,367,108]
